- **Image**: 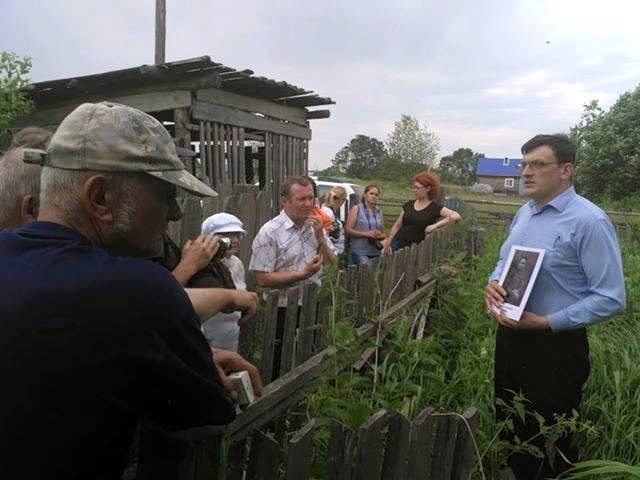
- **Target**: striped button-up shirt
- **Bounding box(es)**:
[250,210,334,306]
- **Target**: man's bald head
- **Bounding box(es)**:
[0,148,42,229]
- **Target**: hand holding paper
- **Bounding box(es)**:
[497,246,545,321]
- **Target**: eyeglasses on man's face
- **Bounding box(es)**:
[411,184,428,190]
[517,160,558,172]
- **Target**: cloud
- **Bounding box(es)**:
[2,0,640,168]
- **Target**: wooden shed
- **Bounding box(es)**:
[8,56,334,265]
[9,55,333,204]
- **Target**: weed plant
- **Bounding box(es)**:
[303,224,639,478]
[576,233,640,468]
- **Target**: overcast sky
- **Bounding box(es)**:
[2,0,640,169]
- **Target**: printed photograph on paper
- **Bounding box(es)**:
[497,246,545,321]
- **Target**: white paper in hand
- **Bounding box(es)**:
[497,245,545,321]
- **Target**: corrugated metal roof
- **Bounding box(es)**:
[28,56,335,109]
[476,157,521,177]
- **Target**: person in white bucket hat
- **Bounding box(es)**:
[200,213,249,351]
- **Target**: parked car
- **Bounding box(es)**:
[312,177,362,222]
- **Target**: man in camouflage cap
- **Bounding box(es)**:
[21,101,216,258]
[25,101,216,195]
[0,102,257,478]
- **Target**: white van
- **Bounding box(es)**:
[313,178,363,222]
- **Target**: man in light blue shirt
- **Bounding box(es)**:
[484,134,625,480]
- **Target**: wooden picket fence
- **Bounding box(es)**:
[223,406,479,480]
[380,196,640,234]
[236,221,483,375]
[133,221,485,480]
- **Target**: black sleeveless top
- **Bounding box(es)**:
[395,200,443,247]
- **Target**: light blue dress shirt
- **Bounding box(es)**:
[490,186,626,331]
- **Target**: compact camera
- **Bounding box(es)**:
[228,371,256,409]
[213,237,231,259]
[368,237,384,251]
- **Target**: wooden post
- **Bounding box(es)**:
[155,0,166,64]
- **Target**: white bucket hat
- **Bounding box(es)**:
[201,213,246,236]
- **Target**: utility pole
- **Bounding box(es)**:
[155,0,166,64]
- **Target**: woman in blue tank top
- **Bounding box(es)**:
[345,185,386,265]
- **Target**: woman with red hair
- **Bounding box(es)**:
[382,172,461,254]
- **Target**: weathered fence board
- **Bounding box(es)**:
[452,407,479,480]
[245,432,279,480]
[407,407,436,479]
[354,410,388,480]
[381,410,411,480]
[231,126,239,185]
[328,421,351,480]
[236,192,256,259]
[198,120,207,182]
[430,414,459,480]
[255,190,272,232]
[279,288,301,376]
[297,283,319,364]
[285,419,316,480]
[259,292,280,384]
[225,439,246,480]
[314,293,332,350]
[404,243,419,298]
[205,122,214,186]
[179,197,203,246]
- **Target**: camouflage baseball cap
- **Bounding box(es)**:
[23,102,216,197]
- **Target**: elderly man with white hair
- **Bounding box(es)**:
[0,127,52,229]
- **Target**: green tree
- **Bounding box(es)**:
[386,114,440,168]
[439,148,484,185]
[0,52,34,140]
[314,165,343,178]
[374,153,423,181]
[570,87,640,200]
[331,135,386,178]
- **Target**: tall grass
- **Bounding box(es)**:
[578,238,640,466]
[441,228,640,473]
[304,224,639,477]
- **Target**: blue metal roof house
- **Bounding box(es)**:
[475,157,523,195]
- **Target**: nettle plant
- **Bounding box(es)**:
[304,226,639,478]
